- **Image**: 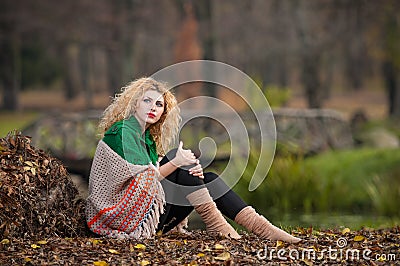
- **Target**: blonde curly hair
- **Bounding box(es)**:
[98,77,181,155]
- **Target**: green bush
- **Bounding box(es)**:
[232,146,400,219]
[250,76,292,108]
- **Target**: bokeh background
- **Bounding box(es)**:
[1,0,399,230]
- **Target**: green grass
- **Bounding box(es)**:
[0,111,40,137]
[229,147,400,229]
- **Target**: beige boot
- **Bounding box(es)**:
[235,206,301,243]
[186,188,241,239]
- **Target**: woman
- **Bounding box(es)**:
[86,77,300,243]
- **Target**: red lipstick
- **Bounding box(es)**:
[147,113,156,118]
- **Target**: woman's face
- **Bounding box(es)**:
[134,89,165,129]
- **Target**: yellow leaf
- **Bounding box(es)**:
[24,257,32,262]
[377,256,386,262]
[140,260,150,266]
[108,249,119,254]
[302,259,313,266]
[91,239,103,245]
[37,240,47,245]
[342,228,351,235]
[31,244,40,249]
[134,243,146,250]
[93,261,109,266]
[196,253,205,257]
[1,239,10,244]
[276,240,284,248]
[354,235,365,242]
[214,243,225,250]
[23,166,31,172]
[183,239,187,244]
[24,161,33,167]
[214,251,230,261]
[203,246,212,252]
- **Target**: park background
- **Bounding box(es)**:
[1,0,400,231]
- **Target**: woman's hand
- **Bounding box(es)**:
[189,163,204,179]
[171,141,198,167]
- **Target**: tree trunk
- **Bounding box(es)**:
[80,43,93,110]
[1,33,20,110]
[106,47,122,96]
[383,61,400,117]
[62,44,79,100]
[301,50,322,108]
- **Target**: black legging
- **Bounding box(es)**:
[156,149,247,233]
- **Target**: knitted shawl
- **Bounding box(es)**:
[86,140,165,239]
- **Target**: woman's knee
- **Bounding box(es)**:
[176,170,204,186]
[160,148,178,165]
[203,172,219,183]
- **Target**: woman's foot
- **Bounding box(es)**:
[235,206,301,243]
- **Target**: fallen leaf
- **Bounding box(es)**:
[214,243,225,250]
[24,161,33,167]
[302,258,313,266]
[140,260,150,266]
[354,235,365,242]
[37,240,47,245]
[342,228,351,235]
[90,239,103,245]
[31,244,40,249]
[93,261,109,266]
[196,253,205,257]
[276,240,284,248]
[1,239,10,244]
[108,249,119,254]
[214,251,230,261]
[134,243,146,250]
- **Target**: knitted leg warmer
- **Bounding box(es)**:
[235,206,301,243]
[186,188,241,239]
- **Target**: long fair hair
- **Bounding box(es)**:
[98,77,181,155]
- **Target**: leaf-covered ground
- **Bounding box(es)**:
[1,227,399,265]
[1,132,399,265]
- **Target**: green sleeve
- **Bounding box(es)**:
[103,122,151,165]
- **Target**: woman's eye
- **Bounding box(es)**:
[143,98,151,103]
[156,102,164,107]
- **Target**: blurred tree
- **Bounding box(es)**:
[1,0,400,115]
[173,1,203,104]
[289,0,341,108]
[381,1,400,118]
[341,0,370,91]
[0,0,23,110]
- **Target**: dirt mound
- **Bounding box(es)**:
[0,132,89,239]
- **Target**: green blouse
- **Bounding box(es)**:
[102,116,158,165]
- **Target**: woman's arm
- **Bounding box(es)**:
[158,141,203,179]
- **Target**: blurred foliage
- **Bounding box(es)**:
[232,146,400,222]
[366,174,400,217]
[252,76,292,108]
[0,111,39,137]
[357,118,400,139]
[21,43,63,89]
